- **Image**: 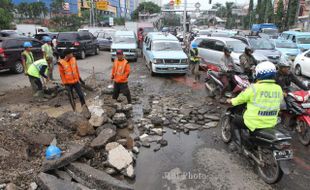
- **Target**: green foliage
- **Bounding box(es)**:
[114,17,125,25]
[51,15,83,31]
[285,0,299,28]
[161,13,180,27]
[225,2,235,29]
[132,1,161,20]
[264,0,274,23]
[16,1,48,19]
[0,0,14,29]
[276,0,284,29]
[50,0,65,15]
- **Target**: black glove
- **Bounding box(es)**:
[79,78,85,85]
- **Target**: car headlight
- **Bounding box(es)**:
[153,59,163,64]
[181,59,188,64]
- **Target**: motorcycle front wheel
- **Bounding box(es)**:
[297,121,310,146]
[220,114,232,143]
[257,148,283,184]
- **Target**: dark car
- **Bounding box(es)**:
[231,35,282,64]
[56,31,99,59]
[94,29,115,50]
[0,30,21,38]
[0,37,43,73]
[34,32,58,42]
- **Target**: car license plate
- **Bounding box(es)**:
[168,67,176,70]
[273,150,293,160]
[58,47,66,49]
[302,103,310,109]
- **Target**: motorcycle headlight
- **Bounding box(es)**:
[153,59,163,64]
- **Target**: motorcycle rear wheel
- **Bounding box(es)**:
[297,121,310,146]
[220,114,232,143]
[257,148,283,184]
[205,80,220,98]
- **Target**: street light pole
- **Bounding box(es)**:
[183,0,187,38]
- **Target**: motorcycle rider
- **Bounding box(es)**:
[275,58,308,95]
[227,61,283,145]
[219,47,234,95]
[239,46,257,81]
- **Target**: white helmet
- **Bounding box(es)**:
[255,61,276,80]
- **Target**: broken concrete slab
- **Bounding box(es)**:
[88,105,107,127]
[41,144,90,172]
[107,144,133,171]
[66,162,134,190]
[203,121,218,129]
[151,128,163,136]
[112,113,127,124]
[37,172,83,190]
[5,183,17,190]
[203,114,220,121]
[90,127,116,148]
[55,170,72,181]
[24,132,56,145]
[184,123,201,130]
[105,142,120,151]
[122,165,135,179]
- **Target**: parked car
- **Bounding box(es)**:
[0,37,43,73]
[111,31,137,62]
[34,32,58,42]
[56,31,99,59]
[191,37,267,73]
[0,30,21,38]
[273,39,300,62]
[94,29,115,50]
[232,36,281,64]
[279,31,310,52]
[293,49,310,77]
[143,32,188,75]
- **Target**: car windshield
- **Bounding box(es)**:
[152,41,182,51]
[275,42,297,49]
[58,33,78,41]
[262,28,278,35]
[249,38,275,50]
[297,36,310,44]
[226,41,246,53]
[114,36,135,43]
[96,31,114,39]
[199,31,210,35]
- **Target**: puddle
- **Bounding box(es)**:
[134,128,205,190]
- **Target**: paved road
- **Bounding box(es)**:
[0,51,309,189]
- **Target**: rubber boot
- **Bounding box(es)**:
[81,104,91,119]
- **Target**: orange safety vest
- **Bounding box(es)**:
[58,57,80,84]
[111,59,130,83]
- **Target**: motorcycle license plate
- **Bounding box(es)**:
[273,150,293,160]
[301,103,310,109]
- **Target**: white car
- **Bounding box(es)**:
[191,37,268,72]
[294,50,310,77]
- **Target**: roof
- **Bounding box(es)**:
[147,32,178,41]
[115,31,135,36]
[195,36,241,42]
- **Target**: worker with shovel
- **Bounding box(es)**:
[58,49,90,114]
[27,56,53,98]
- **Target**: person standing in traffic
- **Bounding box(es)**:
[58,49,89,112]
[27,57,52,97]
[239,46,257,81]
[52,36,58,59]
[21,42,34,75]
[219,47,234,96]
[189,43,200,83]
[42,36,54,80]
[111,50,132,104]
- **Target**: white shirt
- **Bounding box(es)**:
[52,39,57,48]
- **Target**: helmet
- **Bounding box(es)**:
[245,46,253,54]
[45,145,62,160]
[277,57,291,67]
[23,42,32,48]
[255,61,276,80]
[191,43,198,49]
[43,36,52,42]
[224,47,232,53]
[116,49,123,55]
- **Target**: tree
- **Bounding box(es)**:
[132,1,161,20]
[50,0,64,15]
[225,2,235,29]
[285,0,299,29]
[275,0,284,29]
[162,13,180,26]
[264,0,274,23]
[0,0,14,29]
[51,15,83,31]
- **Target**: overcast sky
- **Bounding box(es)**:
[162,0,256,10]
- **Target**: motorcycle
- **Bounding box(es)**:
[220,105,293,184]
[281,90,310,145]
[201,63,250,98]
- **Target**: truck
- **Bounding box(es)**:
[251,23,279,39]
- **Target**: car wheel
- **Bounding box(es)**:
[295,64,302,76]
[95,47,99,55]
[80,50,86,59]
[11,61,24,74]
[149,62,155,76]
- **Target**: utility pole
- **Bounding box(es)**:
[183,0,187,38]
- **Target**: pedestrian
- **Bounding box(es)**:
[111,50,132,104]
[58,49,89,112]
[21,42,34,75]
[27,57,52,97]
[189,42,200,83]
[51,36,58,59]
[27,32,32,37]
[42,36,54,80]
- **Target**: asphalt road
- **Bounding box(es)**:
[0,51,309,189]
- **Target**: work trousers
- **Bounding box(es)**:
[65,83,86,105]
[28,75,43,92]
[113,82,132,104]
[190,62,200,81]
